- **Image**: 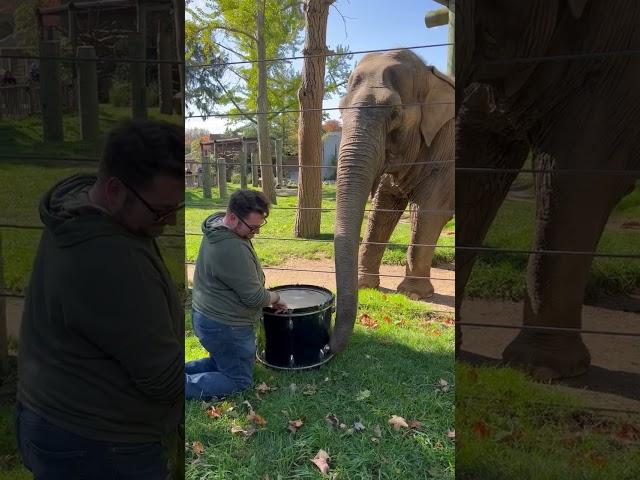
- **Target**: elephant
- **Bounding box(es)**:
[329,50,455,354]
[456,0,640,379]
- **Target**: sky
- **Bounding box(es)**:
[185,0,450,133]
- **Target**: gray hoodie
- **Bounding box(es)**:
[191,212,271,326]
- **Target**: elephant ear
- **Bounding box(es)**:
[567,0,589,18]
[420,67,455,147]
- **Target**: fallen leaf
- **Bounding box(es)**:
[339,423,347,430]
[408,420,422,429]
[436,379,450,393]
[205,405,224,418]
[325,413,340,428]
[311,449,331,474]
[370,437,380,443]
[388,415,409,431]
[344,428,354,435]
[472,421,490,438]
[383,316,392,324]
[255,382,274,394]
[247,412,268,427]
[447,429,455,440]
[393,319,406,327]
[230,424,257,437]
[353,421,366,432]
[616,423,640,441]
[373,425,382,438]
[289,383,297,394]
[287,419,304,433]
[359,314,379,329]
[302,384,317,395]
[324,377,330,382]
[191,441,205,456]
[355,389,371,401]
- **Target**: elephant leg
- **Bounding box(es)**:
[358,175,408,289]
[502,156,635,380]
[455,119,530,351]
[397,205,450,300]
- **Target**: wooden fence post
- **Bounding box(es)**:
[239,141,248,189]
[40,41,64,141]
[128,33,147,120]
[157,14,174,114]
[77,46,99,142]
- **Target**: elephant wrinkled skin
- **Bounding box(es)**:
[329,50,455,353]
[456,0,640,379]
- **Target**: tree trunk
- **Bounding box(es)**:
[255,0,277,204]
[294,0,333,237]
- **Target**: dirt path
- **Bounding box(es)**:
[187,258,455,313]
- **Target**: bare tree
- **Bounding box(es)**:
[294,0,334,237]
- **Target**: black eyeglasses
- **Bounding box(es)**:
[235,213,268,233]
[119,178,185,222]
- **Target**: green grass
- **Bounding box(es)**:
[456,362,640,479]
[466,183,640,300]
[0,405,30,479]
[185,288,454,479]
[0,105,184,292]
[186,184,456,269]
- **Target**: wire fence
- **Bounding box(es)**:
[2,36,640,419]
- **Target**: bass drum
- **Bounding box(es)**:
[257,284,334,370]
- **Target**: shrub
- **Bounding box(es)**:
[109,80,130,107]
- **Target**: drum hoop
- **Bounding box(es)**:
[256,351,334,371]
[261,303,333,319]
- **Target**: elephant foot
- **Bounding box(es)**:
[502,331,591,381]
[358,273,380,290]
[397,277,434,301]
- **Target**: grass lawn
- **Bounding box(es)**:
[0,405,30,479]
[186,184,456,270]
[466,183,640,300]
[456,362,640,479]
[185,289,455,479]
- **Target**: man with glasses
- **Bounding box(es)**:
[186,189,287,400]
[16,120,184,479]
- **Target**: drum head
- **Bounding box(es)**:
[263,285,333,315]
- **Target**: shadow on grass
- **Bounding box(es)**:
[458,349,640,404]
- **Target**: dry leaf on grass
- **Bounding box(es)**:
[230,424,257,437]
[408,420,422,430]
[359,314,379,329]
[325,413,340,428]
[372,425,382,438]
[353,421,366,432]
[388,415,409,431]
[287,419,304,433]
[311,449,331,474]
[205,405,224,419]
[472,421,490,438]
[616,423,640,441]
[247,412,268,427]
[191,441,205,456]
[447,429,455,440]
[302,384,317,395]
[436,379,450,393]
[255,382,276,394]
[383,316,392,324]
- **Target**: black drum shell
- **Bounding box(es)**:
[258,284,334,369]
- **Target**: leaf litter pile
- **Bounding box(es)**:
[188,377,454,475]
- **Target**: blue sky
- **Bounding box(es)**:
[186,0,450,132]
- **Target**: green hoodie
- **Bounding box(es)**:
[17,174,184,443]
[192,212,271,326]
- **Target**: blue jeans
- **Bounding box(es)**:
[185,309,256,400]
[14,402,170,480]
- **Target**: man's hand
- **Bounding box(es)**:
[268,291,288,313]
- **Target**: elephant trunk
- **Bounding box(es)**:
[330,117,384,353]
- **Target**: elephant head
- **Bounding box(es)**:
[329,50,454,353]
[456,0,591,103]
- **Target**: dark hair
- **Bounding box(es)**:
[228,189,270,219]
[98,120,184,189]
